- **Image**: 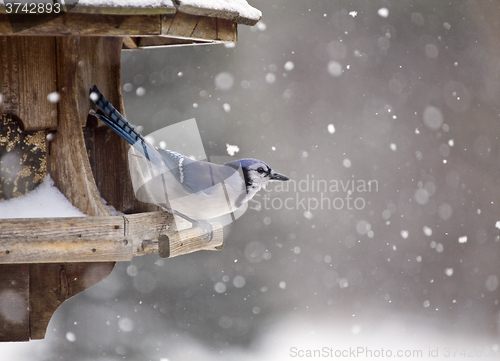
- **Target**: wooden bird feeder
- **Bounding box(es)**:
[0,0,261,342]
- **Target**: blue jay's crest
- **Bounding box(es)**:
[89,86,289,227]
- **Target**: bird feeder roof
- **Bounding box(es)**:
[0,0,262,25]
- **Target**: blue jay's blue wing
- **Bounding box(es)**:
[157,149,239,195]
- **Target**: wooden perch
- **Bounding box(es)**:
[0,212,223,264]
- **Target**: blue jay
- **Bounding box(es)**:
[89,86,289,239]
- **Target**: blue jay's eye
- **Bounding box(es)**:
[257,167,265,173]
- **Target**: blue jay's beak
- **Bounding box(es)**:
[269,171,290,181]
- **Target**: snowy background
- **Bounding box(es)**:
[4,0,500,359]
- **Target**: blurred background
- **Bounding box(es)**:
[4,0,500,359]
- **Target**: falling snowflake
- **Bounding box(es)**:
[226,144,240,156]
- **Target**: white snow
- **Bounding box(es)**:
[377,7,389,18]
[215,72,234,90]
[495,220,500,229]
[123,83,133,92]
[76,0,175,8]
[327,124,335,134]
[458,236,467,244]
[423,105,443,130]
[0,175,86,219]
[284,61,294,71]
[89,91,99,102]
[327,60,343,77]
[232,275,245,288]
[226,143,240,156]
[265,73,276,84]
[425,44,439,59]
[485,275,499,291]
[2,314,498,361]
[214,281,226,293]
[47,92,60,103]
[175,0,262,23]
[136,87,146,96]
[255,21,266,31]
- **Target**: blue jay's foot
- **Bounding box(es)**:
[171,210,213,242]
[192,219,214,242]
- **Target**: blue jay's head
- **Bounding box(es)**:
[226,158,289,201]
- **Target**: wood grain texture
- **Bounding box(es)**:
[216,18,237,43]
[76,37,123,126]
[122,36,139,49]
[0,212,224,264]
[191,16,217,40]
[0,13,161,36]
[29,262,115,339]
[0,216,129,263]
[48,36,110,217]
[0,14,236,49]
[64,4,176,15]
[161,13,237,43]
[87,122,162,215]
[0,264,29,341]
[0,36,57,130]
[165,11,200,38]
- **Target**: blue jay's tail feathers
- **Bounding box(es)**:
[89,85,153,161]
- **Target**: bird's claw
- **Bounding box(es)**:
[193,220,213,242]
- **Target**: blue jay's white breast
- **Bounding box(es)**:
[134,164,246,221]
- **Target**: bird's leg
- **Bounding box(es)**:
[163,207,213,242]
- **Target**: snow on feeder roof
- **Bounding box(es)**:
[0,0,261,47]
